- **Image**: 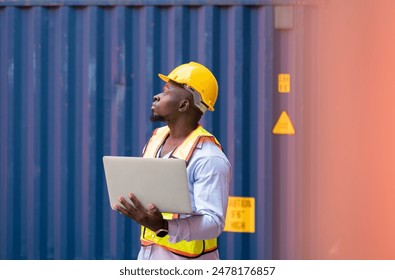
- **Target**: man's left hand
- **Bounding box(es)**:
[113,193,167,232]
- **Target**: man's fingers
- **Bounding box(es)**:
[128,193,145,210]
[115,194,164,230]
[118,196,137,213]
[113,204,128,215]
[148,203,160,215]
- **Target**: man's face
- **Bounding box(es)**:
[150,81,187,122]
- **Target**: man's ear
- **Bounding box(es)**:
[179,99,190,112]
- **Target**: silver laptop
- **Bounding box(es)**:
[103,156,193,214]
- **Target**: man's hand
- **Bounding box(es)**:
[113,193,167,232]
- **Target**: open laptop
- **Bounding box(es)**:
[103,156,193,214]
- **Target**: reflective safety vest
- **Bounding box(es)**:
[141,125,222,258]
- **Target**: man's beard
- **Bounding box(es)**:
[150,113,166,122]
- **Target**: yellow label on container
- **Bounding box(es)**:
[224,196,255,233]
[273,111,295,135]
[278,74,291,93]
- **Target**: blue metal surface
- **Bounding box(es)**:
[0,2,317,259]
[0,0,321,6]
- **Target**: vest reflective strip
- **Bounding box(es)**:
[140,125,221,258]
[143,127,170,158]
[171,126,221,162]
[143,125,221,162]
[140,228,218,258]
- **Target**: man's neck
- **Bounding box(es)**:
[167,122,199,141]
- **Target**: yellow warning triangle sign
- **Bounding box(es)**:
[273,111,295,135]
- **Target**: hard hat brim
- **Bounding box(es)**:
[158,73,170,83]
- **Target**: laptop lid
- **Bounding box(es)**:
[103,156,193,214]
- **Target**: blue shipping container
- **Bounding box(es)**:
[0,0,318,259]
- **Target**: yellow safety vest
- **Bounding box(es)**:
[141,125,222,258]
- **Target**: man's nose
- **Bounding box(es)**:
[153,92,163,101]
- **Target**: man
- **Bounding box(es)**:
[113,61,231,260]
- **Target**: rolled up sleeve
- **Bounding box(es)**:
[168,155,231,243]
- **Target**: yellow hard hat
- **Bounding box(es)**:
[158,61,218,112]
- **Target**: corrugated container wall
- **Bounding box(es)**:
[0,1,318,259]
